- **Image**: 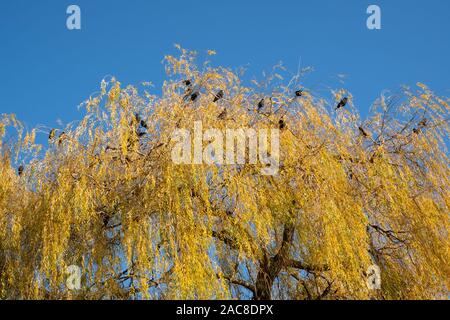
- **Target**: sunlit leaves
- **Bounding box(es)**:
[0,49,448,300]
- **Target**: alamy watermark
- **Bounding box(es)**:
[66,265,81,290]
[65,5,381,31]
[66,5,81,30]
[171,121,280,175]
[367,264,381,290]
[367,5,381,30]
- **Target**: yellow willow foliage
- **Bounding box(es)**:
[0,49,449,300]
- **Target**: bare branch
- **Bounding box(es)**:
[221,275,256,296]
[287,259,330,272]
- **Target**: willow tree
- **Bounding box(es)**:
[0,48,449,300]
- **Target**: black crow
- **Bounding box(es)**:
[418,119,427,128]
[137,130,146,137]
[191,92,199,101]
[335,97,348,110]
[213,90,224,103]
[58,132,67,145]
[358,126,369,137]
[257,98,265,110]
[279,119,286,130]
[135,113,148,129]
[295,90,303,97]
[49,129,56,141]
[18,165,24,176]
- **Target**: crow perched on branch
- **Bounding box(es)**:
[135,113,148,129]
[257,97,272,112]
[213,90,224,103]
[413,119,428,135]
[48,129,56,141]
[182,80,194,100]
[295,90,303,97]
[279,119,286,130]
[335,97,348,110]
[58,132,67,145]
[18,165,24,176]
[257,98,264,111]
[418,118,427,128]
[191,92,199,101]
[358,126,369,137]
[133,113,148,137]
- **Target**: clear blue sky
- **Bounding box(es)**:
[1,0,449,131]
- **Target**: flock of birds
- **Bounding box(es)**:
[15,80,428,176]
[181,79,351,134]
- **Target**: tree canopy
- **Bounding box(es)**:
[0,48,449,299]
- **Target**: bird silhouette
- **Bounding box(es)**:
[279,119,286,130]
[335,97,348,110]
[295,90,303,97]
[257,97,273,114]
[418,119,427,128]
[48,129,56,141]
[134,113,148,129]
[183,79,192,87]
[358,126,369,137]
[213,90,224,103]
[58,132,67,145]
[18,165,24,176]
[257,99,264,110]
[191,92,199,101]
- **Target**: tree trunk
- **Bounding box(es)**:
[254,223,295,300]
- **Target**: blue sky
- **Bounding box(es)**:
[1,0,449,132]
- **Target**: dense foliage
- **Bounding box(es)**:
[0,48,449,299]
